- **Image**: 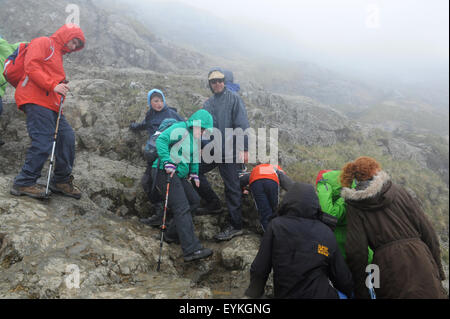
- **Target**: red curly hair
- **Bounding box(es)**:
[340,156,382,187]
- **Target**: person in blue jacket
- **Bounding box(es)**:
[223,69,241,93]
[196,67,251,241]
[130,89,184,226]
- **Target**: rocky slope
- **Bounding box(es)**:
[0,0,447,298]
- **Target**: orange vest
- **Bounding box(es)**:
[249,164,284,185]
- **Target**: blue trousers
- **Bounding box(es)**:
[0,96,3,117]
[197,162,243,229]
[250,179,279,231]
[14,104,75,187]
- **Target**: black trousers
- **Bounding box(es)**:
[196,162,243,229]
[155,170,201,256]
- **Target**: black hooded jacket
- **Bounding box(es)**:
[245,182,353,299]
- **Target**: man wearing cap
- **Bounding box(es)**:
[196,67,250,241]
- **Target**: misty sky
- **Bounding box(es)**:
[176,0,449,82]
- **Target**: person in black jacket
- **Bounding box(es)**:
[130,89,184,227]
[245,182,353,299]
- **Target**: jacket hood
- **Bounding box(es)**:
[224,69,234,83]
[321,170,343,197]
[186,109,213,132]
[208,67,226,94]
[50,24,85,54]
[341,170,394,210]
[278,182,321,220]
[147,88,167,109]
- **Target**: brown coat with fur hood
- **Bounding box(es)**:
[341,171,446,299]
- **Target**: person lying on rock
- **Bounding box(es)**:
[152,109,214,262]
[239,163,293,232]
[129,89,183,227]
[245,182,354,299]
[10,24,85,200]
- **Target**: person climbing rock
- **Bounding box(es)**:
[341,156,447,299]
[239,163,293,232]
[153,109,214,262]
[10,24,85,200]
[245,182,354,299]
[316,169,374,263]
[129,89,183,227]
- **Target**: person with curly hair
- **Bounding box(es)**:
[341,156,447,299]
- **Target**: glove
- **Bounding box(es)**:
[129,122,139,131]
[189,174,200,188]
[164,163,177,174]
[189,174,199,182]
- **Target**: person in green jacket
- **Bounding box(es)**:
[0,37,21,146]
[152,109,215,262]
[316,170,374,263]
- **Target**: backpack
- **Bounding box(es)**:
[144,118,180,165]
[3,42,29,88]
[3,39,54,88]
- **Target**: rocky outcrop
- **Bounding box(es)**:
[0,0,447,299]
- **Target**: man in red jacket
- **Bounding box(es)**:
[10,24,85,200]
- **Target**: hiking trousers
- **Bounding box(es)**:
[250,179,279,231]
[0,97,3,117]
[155,170,202,256]
[14,104,75,187]
[197,162,243,229]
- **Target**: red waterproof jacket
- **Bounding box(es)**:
[14,24,85,112]
[249,164,284,185]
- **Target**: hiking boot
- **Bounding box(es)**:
[140,204,164,227]
[10,184,49,199]
[0,137,4,146]
[184,248,213,262]
[195,200,222,216]
[214,225,244,241]
[49,175,82,199]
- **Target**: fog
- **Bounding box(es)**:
[112,0,448,93]
[178,0,448,82]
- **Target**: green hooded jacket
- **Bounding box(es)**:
[153,109,213,179]
[317,170,374,263]
[0,38,21,97]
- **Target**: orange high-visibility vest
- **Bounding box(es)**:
[249,164,284,185]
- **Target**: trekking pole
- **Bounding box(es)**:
[45,94,65,198]
[156,171,174,272]
[368,272,377,299]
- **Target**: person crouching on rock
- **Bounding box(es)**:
[129,89,184,227]
[152,109,214,262]
[10,24,85,200]
[239,163,294,232]
[245,182,354,299]
[341,156,447,299]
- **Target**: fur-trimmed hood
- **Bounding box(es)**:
[341,171,393,210]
